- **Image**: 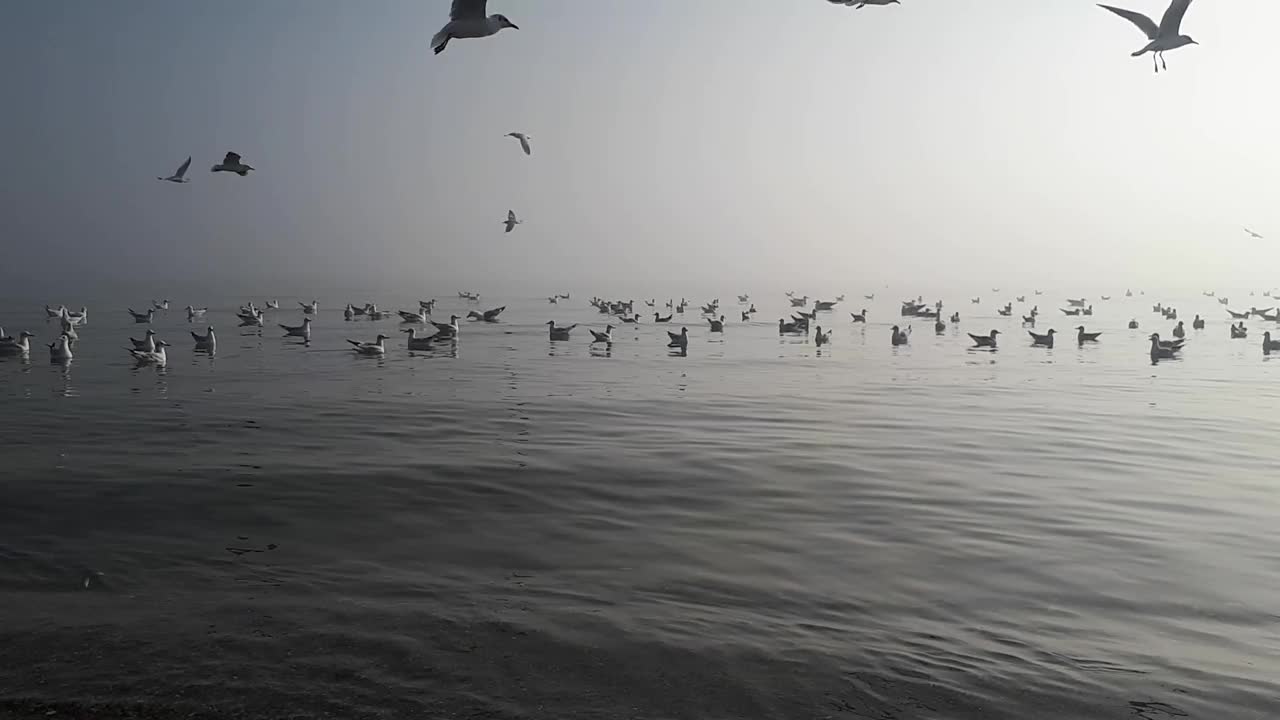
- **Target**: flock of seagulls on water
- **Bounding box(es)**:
[9,288,1280,368]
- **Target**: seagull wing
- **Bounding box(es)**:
[1159,0,1193,37]
[519,136,531,155]
[174,156,192,178]
[1098,4,1159,39]
[451,0,487,20]
[223,151,242,165]
[508,210,517,222]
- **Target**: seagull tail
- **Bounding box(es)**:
[432,31,450,55]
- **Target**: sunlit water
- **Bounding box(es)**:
[2,293,1279,719]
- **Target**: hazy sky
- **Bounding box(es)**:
[2,1,1277,299]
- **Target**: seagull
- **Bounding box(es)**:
[850,309,867,323]
[969,329,1000,348]
[590,325,614,343]
[827,0,901,8]
[506,132,532,156]
[186,305,208,321]
[1029,329,1056,347]
[432,0,519,55]
[1264,331,1280,355]
[49,334,74,362]
[1244,227,1265,239]
[431,316,461,339]
[158,156,192,183]
[546,321,577,341]
[891,325,910,346]
[667,327,689,349]
[45,304,66,318]
[300,301,319,315]
[398,308,429,323]
[1076,326,1103,343]
[129,340,170,366]
[402,328,434,350]
[127,308,155,324]
[503,210,522,233]
[1149,333,1181,361]
[653,313,672,323]
[210,151,254,176]
[280,317,312,338]
[191,326,217,352]
[480,306,506,322]
[0,331,34,355]
[708,315,725,333]
[1098,1,1197,73]
[348,335,389,356]
[59,316,79,341]
[814,326,831,346]
[130,329,157,352]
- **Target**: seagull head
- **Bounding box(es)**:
[492,14,519,30]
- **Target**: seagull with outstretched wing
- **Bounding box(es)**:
[1098,0,1197,73]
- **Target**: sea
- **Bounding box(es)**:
[2,291,1278,720]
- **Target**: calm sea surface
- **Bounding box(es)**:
[2,293,1279,719]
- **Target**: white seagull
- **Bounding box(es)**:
[280,317,312,339]
[432,0,519,55]
[186,305,208,321]
[1098,0,1197,73]
[503,210,522,233]
[129,341,170,366]
[506,132,532,156]
[348,335,389,356]
[211,151,255,176]
[191,326,217,352]
[827,0,900,8]
[1244,227,1265,239]
[0,331,34,355]
[158,156,192,183]
[131,329,157,352]
[49,334,74,362]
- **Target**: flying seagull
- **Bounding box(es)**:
[1244,227,1265,239]
[211,152,254,176]
[432,0,519,55]
[503,209,522,233]
[506,132,532,156]
[158,156,192,183]
[1098,1,1196,73]
[827,0,900,7]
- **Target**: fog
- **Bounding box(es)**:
[2,0,1276,300]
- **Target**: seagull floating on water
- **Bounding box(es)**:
[128,308,155,324]
[667,327,689,349]
[129,341,169,366]
[590,325,614,343]
[431,316,461,339]
[348,336,389,356]
[191,326,216,352]
[969,329,1000,348]
[186,305,208,321]
[211,151,254,176]
[546,321,577,341]
[504,210,522,233]
[1076,326,1103,344]
[130,329,157,352]
[1029,329,1056,348]
[0,331,34,355]
[158,156,192,183]
[814,326,831,346]
[432,0,519,55]
[1098,0,1197,74]
[402,328,434,350]
[280,317,312,339]
[506,132,532,156]
[49,334,73,362]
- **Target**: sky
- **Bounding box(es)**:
[1,0,1277,300]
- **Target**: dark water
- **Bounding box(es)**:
[2,294,1279,719]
